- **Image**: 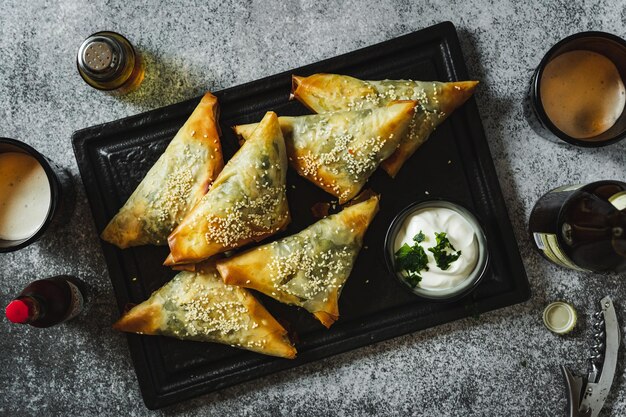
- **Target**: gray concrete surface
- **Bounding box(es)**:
[1,0,625,415]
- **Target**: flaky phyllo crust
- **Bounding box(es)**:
[112,261,296,359]
[291,73,478,177]
[165,111,290,266]
[101,92,224,248]
[216,195,379,328]
[234,103,414,203]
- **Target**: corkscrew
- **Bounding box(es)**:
[561,297,620,417]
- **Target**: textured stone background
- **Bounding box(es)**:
[1,0,625,416]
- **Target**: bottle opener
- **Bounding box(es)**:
[561,296,620,417]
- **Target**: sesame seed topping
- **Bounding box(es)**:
[162,268,268,351]
[293,111,392,200]
[201,174,288,249]
[334,80,450,157]
[248,210,364,309]
[139,142,210,238]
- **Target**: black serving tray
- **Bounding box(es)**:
[72,21,530,409]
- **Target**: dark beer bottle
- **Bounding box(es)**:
[5,275,85,327]
[529,180,626,273]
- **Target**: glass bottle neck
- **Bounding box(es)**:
[20,296,41,323]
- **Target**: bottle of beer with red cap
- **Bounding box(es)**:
[5,275,85,327]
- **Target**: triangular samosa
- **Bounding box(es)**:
[112,261,296,359]
[216,195,379,328]
[291,73,478,177]
[101,92,224,248]
[234,102,415,203]
[165,111,290,265]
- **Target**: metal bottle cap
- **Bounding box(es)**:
[543,301,577,335]
[77,35,124,81]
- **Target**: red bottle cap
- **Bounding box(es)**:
[5,299,33,324]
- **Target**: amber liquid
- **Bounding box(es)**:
[78,32,145,94]
[113,51,145,95]
[540,50,625,139]
[529,181,626,273]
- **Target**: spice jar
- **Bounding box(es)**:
[77,31,145,94]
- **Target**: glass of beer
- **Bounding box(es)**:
[0,138,74,252]
[525,31,626,147]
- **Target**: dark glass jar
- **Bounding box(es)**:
[524,31,626,147]
[529,180,626,273]
[0,138,74,253]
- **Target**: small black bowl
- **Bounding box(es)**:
[384,199,490,302]
[525,31,626,147]
[0,138,74,252]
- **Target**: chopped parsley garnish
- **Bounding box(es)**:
[395,230,463,287]
[428,232,462,270]
[394,230,429,287]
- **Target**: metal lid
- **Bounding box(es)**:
[77,34,124,80]
[543,301,577,334]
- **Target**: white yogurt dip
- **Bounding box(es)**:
[0,152,51,240]
[393,207,479,291]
